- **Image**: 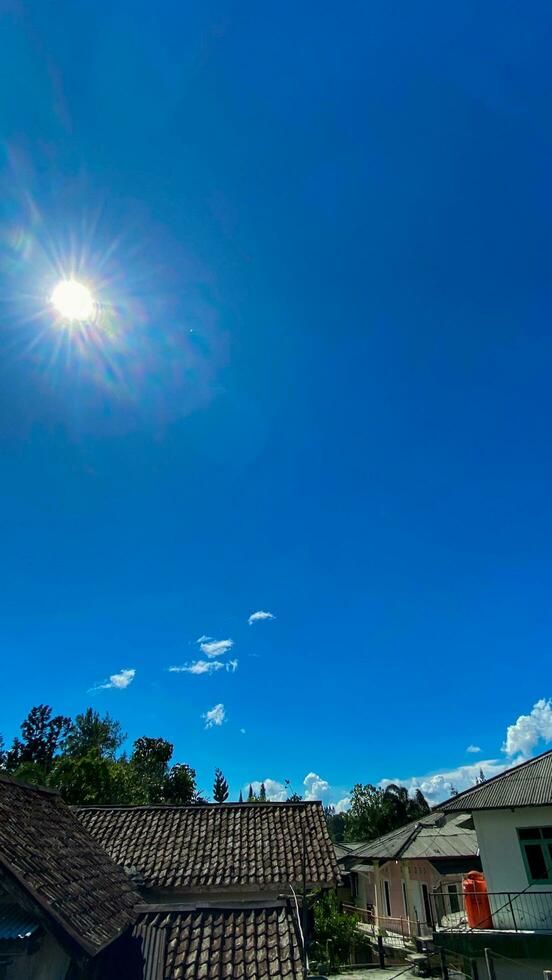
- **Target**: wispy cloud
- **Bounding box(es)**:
[203,703,226,728]
[240,728,246,735]
[466,744,481,754]
[503,699,552,757]
[248,610,275,626]
[94,668,136,691]
[169,659,238,676]
[198,637,234,658]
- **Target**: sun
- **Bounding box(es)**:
[51,279,95,322]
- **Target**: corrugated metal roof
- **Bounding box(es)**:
[0,903,40,940]
[441,750,552,812]
[347,812,478,861]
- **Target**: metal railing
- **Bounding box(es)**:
[431,889,552,934]
[342,904,430,943]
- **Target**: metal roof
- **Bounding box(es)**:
[0,903,40,941]
[345,812,478,862]
[441,750,552,812]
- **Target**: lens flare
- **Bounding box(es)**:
[51,279,94,321]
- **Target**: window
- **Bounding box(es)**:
[447,883,460,914]
[518,827,552,883]
[401,879,409,916]
[382,879,392,917]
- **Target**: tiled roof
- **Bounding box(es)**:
[440,750,552,811]
[133,905,304,980]
[76,802,339,890]
[0,775,139,956]
[348,812,478,861]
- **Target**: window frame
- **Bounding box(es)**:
[518,826,552,884]
[382,878,392,917]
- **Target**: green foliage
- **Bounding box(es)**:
[163,763,197,804]
[342,782,430,842]
[6,705,71,774]
[248,784,254,802]
[259,782,267,802]
[64,709,125,760]
[129,736,174,803]
[3,705,199,807]
[11,762,48,786]
[213,768,229,803]
[49,750,115,805]
[313,891,358,972]
[324,806,346,843]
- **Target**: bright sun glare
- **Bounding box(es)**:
[51,279,94,322]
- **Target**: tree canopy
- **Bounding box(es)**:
[2,704,199,807]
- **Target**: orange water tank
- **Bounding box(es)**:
[463,871,493,929]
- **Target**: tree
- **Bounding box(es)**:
[213,769,229,803]
[238,790,243,803]
[6,705,71,774]
[248,784,254,802]
[64,708,125,760]
[129,736,174,804]
[312,890,358,971]
[163,763,197,804]
[344,782,430,842]
[259,782,267,802]
[324,805,346,843]
[475,768,486,785]
[49,750,115,805]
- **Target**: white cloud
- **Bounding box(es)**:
[203,703,226,729]
[502,699,552,758]
[169,659,238,675]
[240,728,246,735]
[198,638,234,658]
[95,668,136,690]
[196,635,212,643]
[379,760,509,805]
[241,771,348,808]
[303,772,330,801]
[248,610,276,626]
[335,797,351,813]
[467,745,481,754]
[243,779,288,802]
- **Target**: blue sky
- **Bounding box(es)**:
[2,1,552,806]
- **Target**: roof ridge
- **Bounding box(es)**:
[73,801,322,812]
[438,748,552,810]
[0,772,59,797]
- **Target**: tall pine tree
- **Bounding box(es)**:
[213,768,229,803]
[260,781,267,802]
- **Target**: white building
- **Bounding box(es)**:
[434,749,552,979]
